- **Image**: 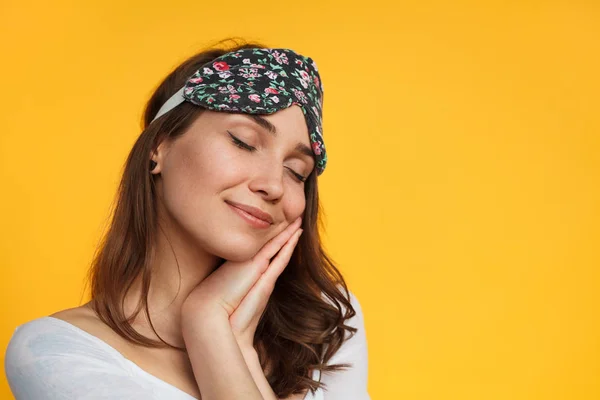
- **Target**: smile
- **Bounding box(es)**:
[226,202,272,229]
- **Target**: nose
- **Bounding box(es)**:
[248,161,285,202]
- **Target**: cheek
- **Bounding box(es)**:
[166,137,243,195]
[158,134,307,260]
[281,191,306,223]
[159,138,226,226]
[158,137,258,250]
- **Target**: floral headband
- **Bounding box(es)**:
[151,47,327,175]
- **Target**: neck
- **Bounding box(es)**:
[123,212,222,348]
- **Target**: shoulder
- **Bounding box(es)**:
[6,312,89,359]
[336,287,366,337]
[5,305,132,376]
[346,289,365,318]
[50,302,103,332]
[317,286,368,355]
[321,286,366,327]
[4,308,147,399]
[50,304,138,356]
[316,287,370,398]
[6,308,129,367]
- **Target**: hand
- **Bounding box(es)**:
[181,216,303,350]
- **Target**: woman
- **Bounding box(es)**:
[5,39,369,399]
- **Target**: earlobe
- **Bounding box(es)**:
[149,142,167,174]
[149,158,163,174]
[149,149,161,174]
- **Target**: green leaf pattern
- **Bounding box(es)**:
[181,48,327,175]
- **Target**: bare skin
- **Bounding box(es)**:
[51,106,314,399]
[51,274,308,399]
[51,304,204,399]
[51,220,308,399]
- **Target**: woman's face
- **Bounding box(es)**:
[152,106,315,262]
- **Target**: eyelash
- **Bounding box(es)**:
[227,131,307,183]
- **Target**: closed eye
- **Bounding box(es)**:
[227,130,307,183]
[289,169,307,182]
[228,130,256,152]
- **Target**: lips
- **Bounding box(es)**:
[225,201,274,224]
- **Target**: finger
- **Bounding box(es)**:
[229,279,271,338]
[253,217,302,262]
[204,220,301,315]
[230,229,302,333]
[199,265,262,316]
[259,228,302,289]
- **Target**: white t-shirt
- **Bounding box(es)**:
[4,291,369,400]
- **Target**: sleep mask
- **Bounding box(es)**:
[151,47,327,175]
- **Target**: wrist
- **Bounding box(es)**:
[181,306,229,344]
[242,348,278,400]
[240,345,259,364]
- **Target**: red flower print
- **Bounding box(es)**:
[213,61,230,71]
[273,51,288,65]
[265,87,279,94]
[293,89,308,104]
[189,76,203,83]
[312,141,322,155]
[230,94,240,100]
[248,94,261,103]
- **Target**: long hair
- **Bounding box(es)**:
[86,37,357,398]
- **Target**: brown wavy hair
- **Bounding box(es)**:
[85,37,357,398]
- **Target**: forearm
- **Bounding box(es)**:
[182,310,264,400]
[241,348,278,400]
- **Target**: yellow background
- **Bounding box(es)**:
[1,1,599,399]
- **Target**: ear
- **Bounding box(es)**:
[150,140,169,175]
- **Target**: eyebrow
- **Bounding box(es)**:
[244,114,315,161]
